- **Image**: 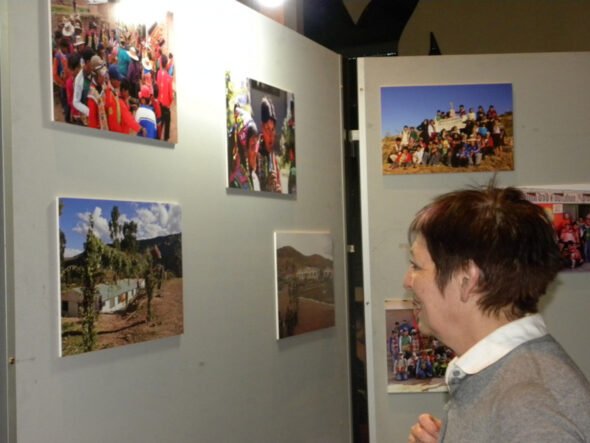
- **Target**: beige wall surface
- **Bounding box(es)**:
[3,1,350,442]
[400,0,590,55]
[358,52,590,443]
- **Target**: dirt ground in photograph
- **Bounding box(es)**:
[278,292,335,337]
[61,277,183,356]
[386,357,447,393]
[294,298,335,335]
[382,143,514,175]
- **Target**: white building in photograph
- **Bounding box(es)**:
[61,279,145,317]
[296,266,320,281]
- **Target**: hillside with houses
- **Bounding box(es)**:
[276,244,335,339]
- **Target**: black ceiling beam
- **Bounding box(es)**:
[302,0,419,57]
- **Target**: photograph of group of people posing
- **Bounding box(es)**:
[380,83,514,175]
[385,300,455,393]
[51,1,177,143]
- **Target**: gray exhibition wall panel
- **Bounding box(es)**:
[0,0,14,440]
[358,53,590,442]
[6,1,350,442]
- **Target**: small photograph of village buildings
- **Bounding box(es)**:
[274,231,335,339]
[59,197,183,357]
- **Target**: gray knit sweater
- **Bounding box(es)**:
[440,335,590,442]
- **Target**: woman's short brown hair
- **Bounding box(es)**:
[408,181,562,319]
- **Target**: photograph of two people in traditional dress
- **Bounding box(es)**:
[226,72,296,195]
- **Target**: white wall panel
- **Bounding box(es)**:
[4,1,350,442]
[358,52,590,442]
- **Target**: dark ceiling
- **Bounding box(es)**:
[238,0,420,58]
[300,0,420,57]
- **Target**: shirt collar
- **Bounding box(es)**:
[446,313,547,386]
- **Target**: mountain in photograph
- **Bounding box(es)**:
[59,199,184,357]
[64,233,182,277]
[275,242,335,339]
[277,245,332,272]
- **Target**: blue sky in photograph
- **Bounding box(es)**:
[59,197,181,258]
[380,83,513,137]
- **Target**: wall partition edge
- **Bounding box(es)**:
[356,58,378,442]
[0,0,16,440]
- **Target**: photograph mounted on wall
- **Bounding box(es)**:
[522,187,590,272]
[50,0,178,143]
[226,71,296,196]
[58,197,183,357]
[385,299,454,393]
[274,231,334,339]
[380,83,514,175]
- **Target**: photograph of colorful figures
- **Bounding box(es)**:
[522,187,590,272]
[380,83,513,175]
[226,72,296,195]
[50,0,177,143]
[58,197,183,357]
[274,232,334,339]
[385,299,455,393]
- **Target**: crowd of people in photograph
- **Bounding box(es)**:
[51,12,175,141]
[387,320,455,382]
[384,104,508,169]
[557,212,590,269]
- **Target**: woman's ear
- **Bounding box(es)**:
[459,260,482,302]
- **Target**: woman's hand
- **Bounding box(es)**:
[408,413,442,443]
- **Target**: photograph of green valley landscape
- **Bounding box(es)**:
[59,197,183,356]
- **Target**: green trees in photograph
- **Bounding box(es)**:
[121,220,138,253]
[59,201,66,270]
[108,205,122,249]
[143,246,163,322]
[81,216,104,352]
[60,199,179,353]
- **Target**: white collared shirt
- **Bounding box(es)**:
[446,313,548,386]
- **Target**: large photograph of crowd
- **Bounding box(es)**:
[522,188,590,272]
[59,197,183,356]
[380,83,514,175]
[385,299,454,393]
[226,72,296,196]
[50,0,177,143]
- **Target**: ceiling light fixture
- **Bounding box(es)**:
[256,0,285,8]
